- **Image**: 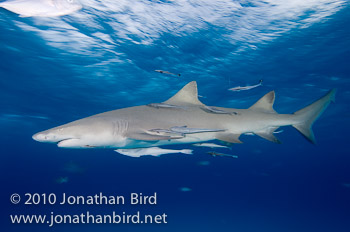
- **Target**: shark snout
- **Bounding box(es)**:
[32,130,73,143]
[32,133,44,142]
[32,132,58,143]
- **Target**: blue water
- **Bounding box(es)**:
[1,1,350,231]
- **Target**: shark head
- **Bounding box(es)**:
[32,117,128,148]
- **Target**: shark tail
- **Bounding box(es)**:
[292,89,336,144]
[180,149,193,155]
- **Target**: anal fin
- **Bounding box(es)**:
[255,127,281,144]
[215,133,242,144]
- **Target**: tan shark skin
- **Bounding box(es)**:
[32,81,336,149]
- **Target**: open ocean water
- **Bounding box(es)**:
[0,0,349,231]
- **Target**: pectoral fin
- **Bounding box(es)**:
[215,133,242,144]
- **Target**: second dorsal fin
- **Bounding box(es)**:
[249,91,276,113]
[164,81,204,106]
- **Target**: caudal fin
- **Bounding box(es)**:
[180,149,193,155]
[292,89,336,143]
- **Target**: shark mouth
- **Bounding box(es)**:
[57,138,74,143]
[57,138,80,148]
[57,138,96,148]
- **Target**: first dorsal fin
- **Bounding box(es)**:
[164,81,204,106]
[249,91,276,113]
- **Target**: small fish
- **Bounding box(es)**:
[170,126,226,134]
[115,147,193,157]
[1,113,49,120]
[154,70,181,77]
[244,132,255,136]
[148,128,173,134]
[147,129,185,138]
[0,0,82,17]
[179,187,192,192]
[192,143,230,149]
[201,106,238,115]
[55,176,69,184]
[207,151,238,158]
[228,80,263,91]
[148,126,225,137]
[197,161,210,166]
[63,161,84,174]
[147,103,187,110]
[245,130,283,136]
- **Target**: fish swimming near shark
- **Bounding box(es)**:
[170,126,225,135]
[244,129,283,136]
[115,147,193,157]
[55,176,69,184]
[192,143,230,149]
[229,80,263,91]
[0,0,82,17]
[33,81,336,151]
[147,103,188,110]
[207,151,238,158]
[200,105,238,115]
[147,126,224,138]
[154,70,181,77]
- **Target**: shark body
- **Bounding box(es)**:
[32,81,335,149]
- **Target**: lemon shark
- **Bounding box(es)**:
[32,81,335,149]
